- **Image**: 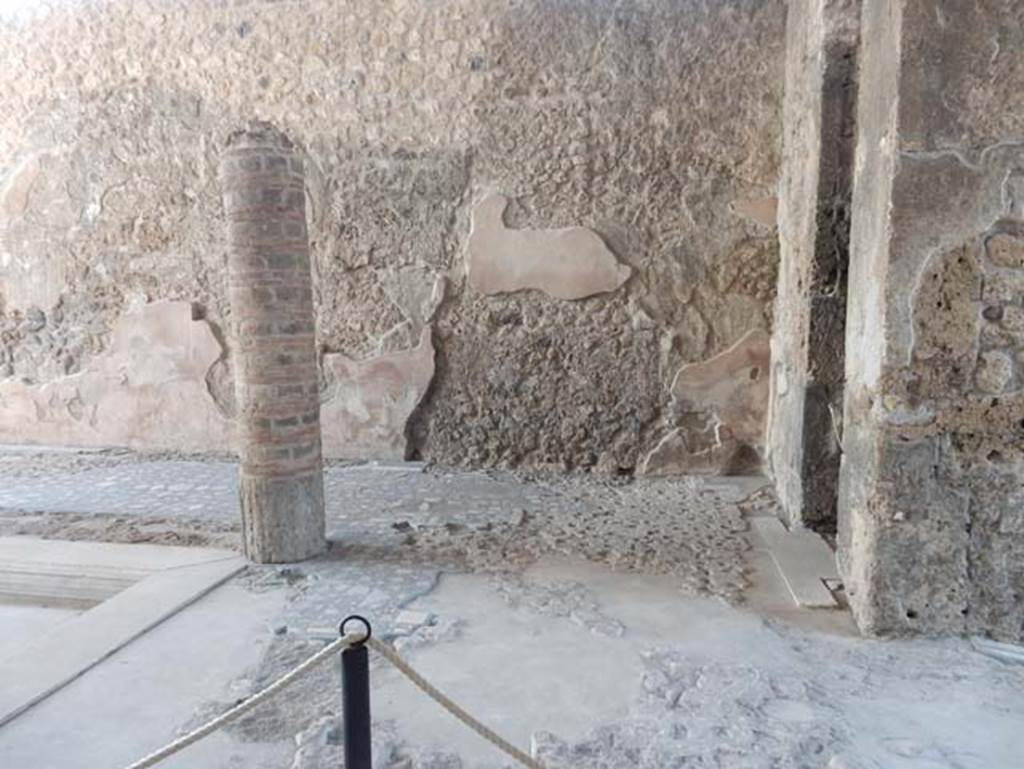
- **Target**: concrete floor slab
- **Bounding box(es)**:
[0,549,1019,769]
[0,539,244,727]
[0,536,243,607]
[0,604,81,660]
[0,581,290,769]
[373,559,1023,769]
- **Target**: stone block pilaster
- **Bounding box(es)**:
[839,0,1024,640]
[768,0,860,531]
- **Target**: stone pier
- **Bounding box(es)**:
[839,0,1024,640]
[768,0,859,531]
[219,123,325,563]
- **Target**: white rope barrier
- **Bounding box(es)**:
[122,628,547,769]
[366,636,545,769]
[123,631,365,769]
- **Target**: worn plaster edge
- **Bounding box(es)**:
[401,327,437,439]
[0,298,236,452]
[465,192,631,301]
[669,327,770,398]
[0,551,245,727]
[641,329,770,476]
[637,427,683,477]
[321,326,434,402]
[899,206,1024,402]
[638,425,745,478]
[320,327,436,461]
[391,326,437,463]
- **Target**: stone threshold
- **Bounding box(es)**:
[749,517,841,609]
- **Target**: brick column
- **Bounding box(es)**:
[219,122,325,563]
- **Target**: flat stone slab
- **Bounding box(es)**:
[750,517,839,609]
[0,538,244,726]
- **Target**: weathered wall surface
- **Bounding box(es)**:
[840,0,1024,642]
[0,0,784,472]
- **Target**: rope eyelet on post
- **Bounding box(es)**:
[340,614,372,645]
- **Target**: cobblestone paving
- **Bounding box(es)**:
[0,446,769,647]
[0,457,240,520]
[0,452,558,531]
[531,632,1024,769]
[0,449,767,604]
[0,448,792,767]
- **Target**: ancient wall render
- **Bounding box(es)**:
[839,0,1024,642]
[768,0,858,531]
[0,0,784,472]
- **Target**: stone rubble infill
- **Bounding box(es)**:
[0,447,168,480]
[201,562,1024,769]
[180,475,759,768]
[493,578,626,638]
[0,510,241,550]
[399,475,751,601]
[292,717,465,769]
[184,468,761,765]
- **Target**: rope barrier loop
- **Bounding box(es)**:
[367,635,546,769]
[122,616,549,769]
[123,630,366,769]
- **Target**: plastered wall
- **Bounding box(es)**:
[0,0,785,472]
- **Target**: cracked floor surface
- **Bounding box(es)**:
[0,447,1021,769]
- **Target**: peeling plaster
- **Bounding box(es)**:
[641,328,770,475]
[320,328,435,461]
[0,300,233,451]
[728,197,779,228]
[466,193,630,300]
[0,0,785,473]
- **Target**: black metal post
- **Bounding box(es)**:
[340,616,372,769]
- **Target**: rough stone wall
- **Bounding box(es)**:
[839,0,1024,641]
[0,0,784,473]
[768,0,859,530]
